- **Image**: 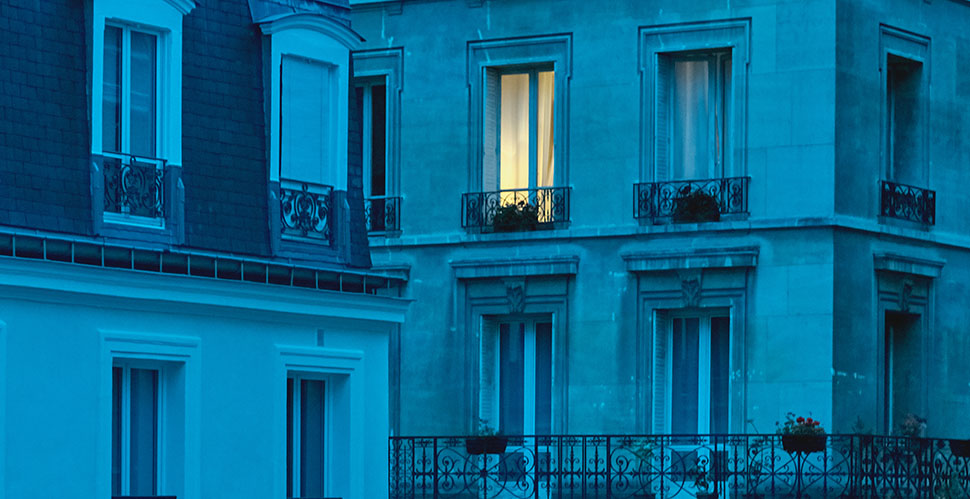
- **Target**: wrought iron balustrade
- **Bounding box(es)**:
[881,180,935,225]
[390,434,970,498]
[103,153,166,219]
[634,177,749,222]
[280,179,333,243]
[462,187,571,232]
[365,196,402,233]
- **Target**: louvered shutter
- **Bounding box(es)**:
[653,310,669,433]
[482,67,500,191]
[655,55,672,181]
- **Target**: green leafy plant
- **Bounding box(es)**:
[492,200,540,232]
[897,413,927,438]
[476,417,498,436]
[672,189,721,223]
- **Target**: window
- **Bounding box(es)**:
[660,52,731,181]
[112,364,160,497]
[885,55,924,186]
[287,375,328,499]
[480,319,553,434]
[281,55,338,189]
[659,312,730,434]
[355,76,398,233]
[483,68,556,192]
[883,311,922,433]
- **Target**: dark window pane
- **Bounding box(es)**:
[129,31,156,157]
[103,26,122,153]
[371,83,387,196]
[111,367,123,495]
[300,379,326,497]
[535,322,553,434]
[499,323,524,434]
[286,377,294,498]
[671,318,699,434]
[129,368,158,495]
[710,316,730,434]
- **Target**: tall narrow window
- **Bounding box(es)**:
[483,68,555,192]
[481,320,552,434]
[883,312,922,433]
[886,55,923,187]
[102,26,157,157]
[112,365,159,497]
[281,55,335,185]
[287,375,327,498]
[663,52,731,180]
[667,314,729,433]
[357,77,395,232]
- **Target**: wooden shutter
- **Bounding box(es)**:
[482,67,500,191]
[655,55,672,181]
[652,310,669,433]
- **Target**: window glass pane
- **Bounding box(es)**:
[499,322,524,434]
[888,55,922,185]
[535,322,553,435]
[371,83,387,196]
[671,59,711,180]
[286,378,294,498]
[671,318,699,433]
[718,56,731,173]
[300,379,326,497]
[129,368,158,495]
[130,31,156,157]
[536,71,555,187]
[710,316,730,434]
[500,73,530,191]
[103,26,122,153]
[111,367,122,495]
[282,56,332,184]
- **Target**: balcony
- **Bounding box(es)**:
[462,187,571,233]
[103,152,166,222]
[390,434,970,498]
[365,196,402,234]
[880,180,935,225]
[280,179,333,243]
[634,177,749,223]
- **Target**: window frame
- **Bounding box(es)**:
[286,372,334,499]
[491,65,556,191]
[353,48,404,202]
[639,20,749,183]
[112,361,163,497]
[879,25,930,188]
[664,309,730,435]
[356,76,389,199]
[466,35,572,194]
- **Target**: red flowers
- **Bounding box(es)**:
[797,417,805,423]
[778,412,826,436]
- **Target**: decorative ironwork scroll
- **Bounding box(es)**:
[280,179,333,243]
[461,186,571,232]
[881,180,935,225]
[365,196,402,233]
[103,154,165,219]
[635,177,749,222]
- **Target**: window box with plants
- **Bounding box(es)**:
[672,189,721,223]
[491,200,540,232]
[777,413,827,454]
[465,419,508,455]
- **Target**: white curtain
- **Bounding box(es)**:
[672,59,710,180]
[537,71,555,187]
[500,74,530,191]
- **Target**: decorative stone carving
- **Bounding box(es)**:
[899,281,914,312]
[506,280,526,313]
[681,278,701,308]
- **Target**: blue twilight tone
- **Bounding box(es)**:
[0,0,409,498]
[349,0,970,497]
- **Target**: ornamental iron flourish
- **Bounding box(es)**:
[461,187,571,232]
[365,196,402,233]
[634,177,749,222]
[280,179,333,243]
[389,434,970,499]
[881,180,936,225]
[103,153,165,219]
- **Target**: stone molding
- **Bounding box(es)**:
[622,246,758,273]
[451,255,579,279]
[873,252,944,278]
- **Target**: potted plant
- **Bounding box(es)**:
[465,418,508,455]
[672,188,721,223]
[492,200,540,232]
[897,413,928,454]
[777,412,827,454]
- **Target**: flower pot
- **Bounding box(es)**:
[950,439,970,458]
[782,434,826,454]
[465,436,508,455]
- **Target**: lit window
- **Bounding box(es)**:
[661,52,731,181]
[112,365,160,497]
[287,375,328,499]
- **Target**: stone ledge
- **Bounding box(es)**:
[873,252,944,278]
[622,246,759,272]
[450,255,579,279]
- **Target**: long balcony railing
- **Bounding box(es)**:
[103,152,166,220]
[462,187,571,233]
[635,177,749,223]
[365,195,402,234]
[390,434,970,498]
[280,179,333,243]
[880,180,935,225]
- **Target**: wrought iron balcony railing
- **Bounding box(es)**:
[635,177,749,223]
[462,187,571,232]
[390,434,970,498]
[280,179,333,243]
[365,196,401,234]
[103,152,166,220]
[881,180,935,225]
